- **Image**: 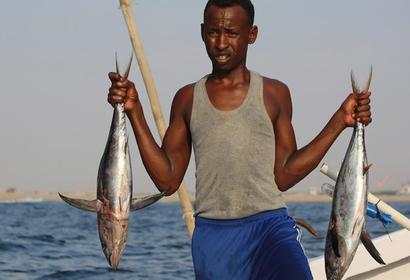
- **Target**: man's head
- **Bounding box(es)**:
[202,0,257,73]
[204,0,255,27]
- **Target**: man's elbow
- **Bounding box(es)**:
[275,176,295,192]
[155,179,181,196]
[277,184,292,192]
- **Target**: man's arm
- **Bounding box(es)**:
[108,72,193,195]
[263,78,372,191]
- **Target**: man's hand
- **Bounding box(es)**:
[339,91,372,127]
[107,72,140,113]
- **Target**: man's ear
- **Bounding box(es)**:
[248,25,258,44]
[201,23,205,42]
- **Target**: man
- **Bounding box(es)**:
[108,0,372,279]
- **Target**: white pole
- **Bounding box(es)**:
[320,163,410,231]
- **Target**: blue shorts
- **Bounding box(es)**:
[192,208,313,280]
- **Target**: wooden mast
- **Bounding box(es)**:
[118,0,195,238]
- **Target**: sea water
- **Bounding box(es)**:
[1,201,408,279]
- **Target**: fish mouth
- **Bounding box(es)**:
[107,247,122,269]
[99,241,125,270]
[103,242,126,270]
[98,213,128,269]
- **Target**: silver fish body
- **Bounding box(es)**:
[96,103,132,268]
[324,67,384,279]
[59,55,164,269]
[325,122,368,280]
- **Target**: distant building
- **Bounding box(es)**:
[6,187,17,193]
[308,187,320,195]
[397,184,410,195]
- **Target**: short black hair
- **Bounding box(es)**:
[204,0,255,26]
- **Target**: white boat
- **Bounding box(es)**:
[309,229,410,279]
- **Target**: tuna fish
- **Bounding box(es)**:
[59,54,164,269]
[325,67,384,280]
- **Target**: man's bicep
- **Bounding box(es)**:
[161,88,193,175]
[274,110,297,166]
[272,106,298,190]
[162,113,191,163]
[272,84,297,175]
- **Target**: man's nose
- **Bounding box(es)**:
[216,33,228,50]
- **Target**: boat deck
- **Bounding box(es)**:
[309,229,410,279]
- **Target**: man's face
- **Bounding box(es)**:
[202,5,257,72]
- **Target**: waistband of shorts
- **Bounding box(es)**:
[195,208,288,226]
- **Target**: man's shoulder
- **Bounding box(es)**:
[261,76,290,96]
[170,83,196,119]
[173,83,195,105]
[260,75,291,106]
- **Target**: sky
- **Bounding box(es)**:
[0,0,409,194]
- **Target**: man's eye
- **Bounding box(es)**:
[228,31,238,37]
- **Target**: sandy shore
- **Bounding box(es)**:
[1,191,410,203]
[0,191,193,203]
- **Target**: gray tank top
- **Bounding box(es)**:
[190,71,286,219]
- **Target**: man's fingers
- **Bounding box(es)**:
[357,99,370,106]
[356,111,371,118]
[113,79,134,90]
[358,117,372,126]
[352,92,371,110]
[108,93,126,105]
[108,87,127,104]
[356,110,372,126]
[356,91,371,99]
[356,104,371,112]
[344,91,372,127]
[108,72,134,88]
[108,71,138,111]
[108,72,121,82]
[111,88,127,98]
[364,117,373,126]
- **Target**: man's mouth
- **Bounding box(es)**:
[215,54,230,63]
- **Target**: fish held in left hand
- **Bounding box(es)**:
[59,54,164,269]
[324,67,385,280]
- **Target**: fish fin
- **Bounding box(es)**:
[332,234,347,258]
[360,228,386,265]
[294,218,320,238]
[115,52,120,74]
[351,70,361,93]
[58,193,98,212]
[351,66,373,94]
[363,65,373,93]
[115,52,133,79]
[123,53,133,79]
[330,222,346,258]
[130,192,165,211]
[363,163,373,175]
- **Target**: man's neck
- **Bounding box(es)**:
[210,65,250,85]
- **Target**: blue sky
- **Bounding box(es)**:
[1,0,409,193]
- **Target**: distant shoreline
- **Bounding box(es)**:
[1,191,410,203]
